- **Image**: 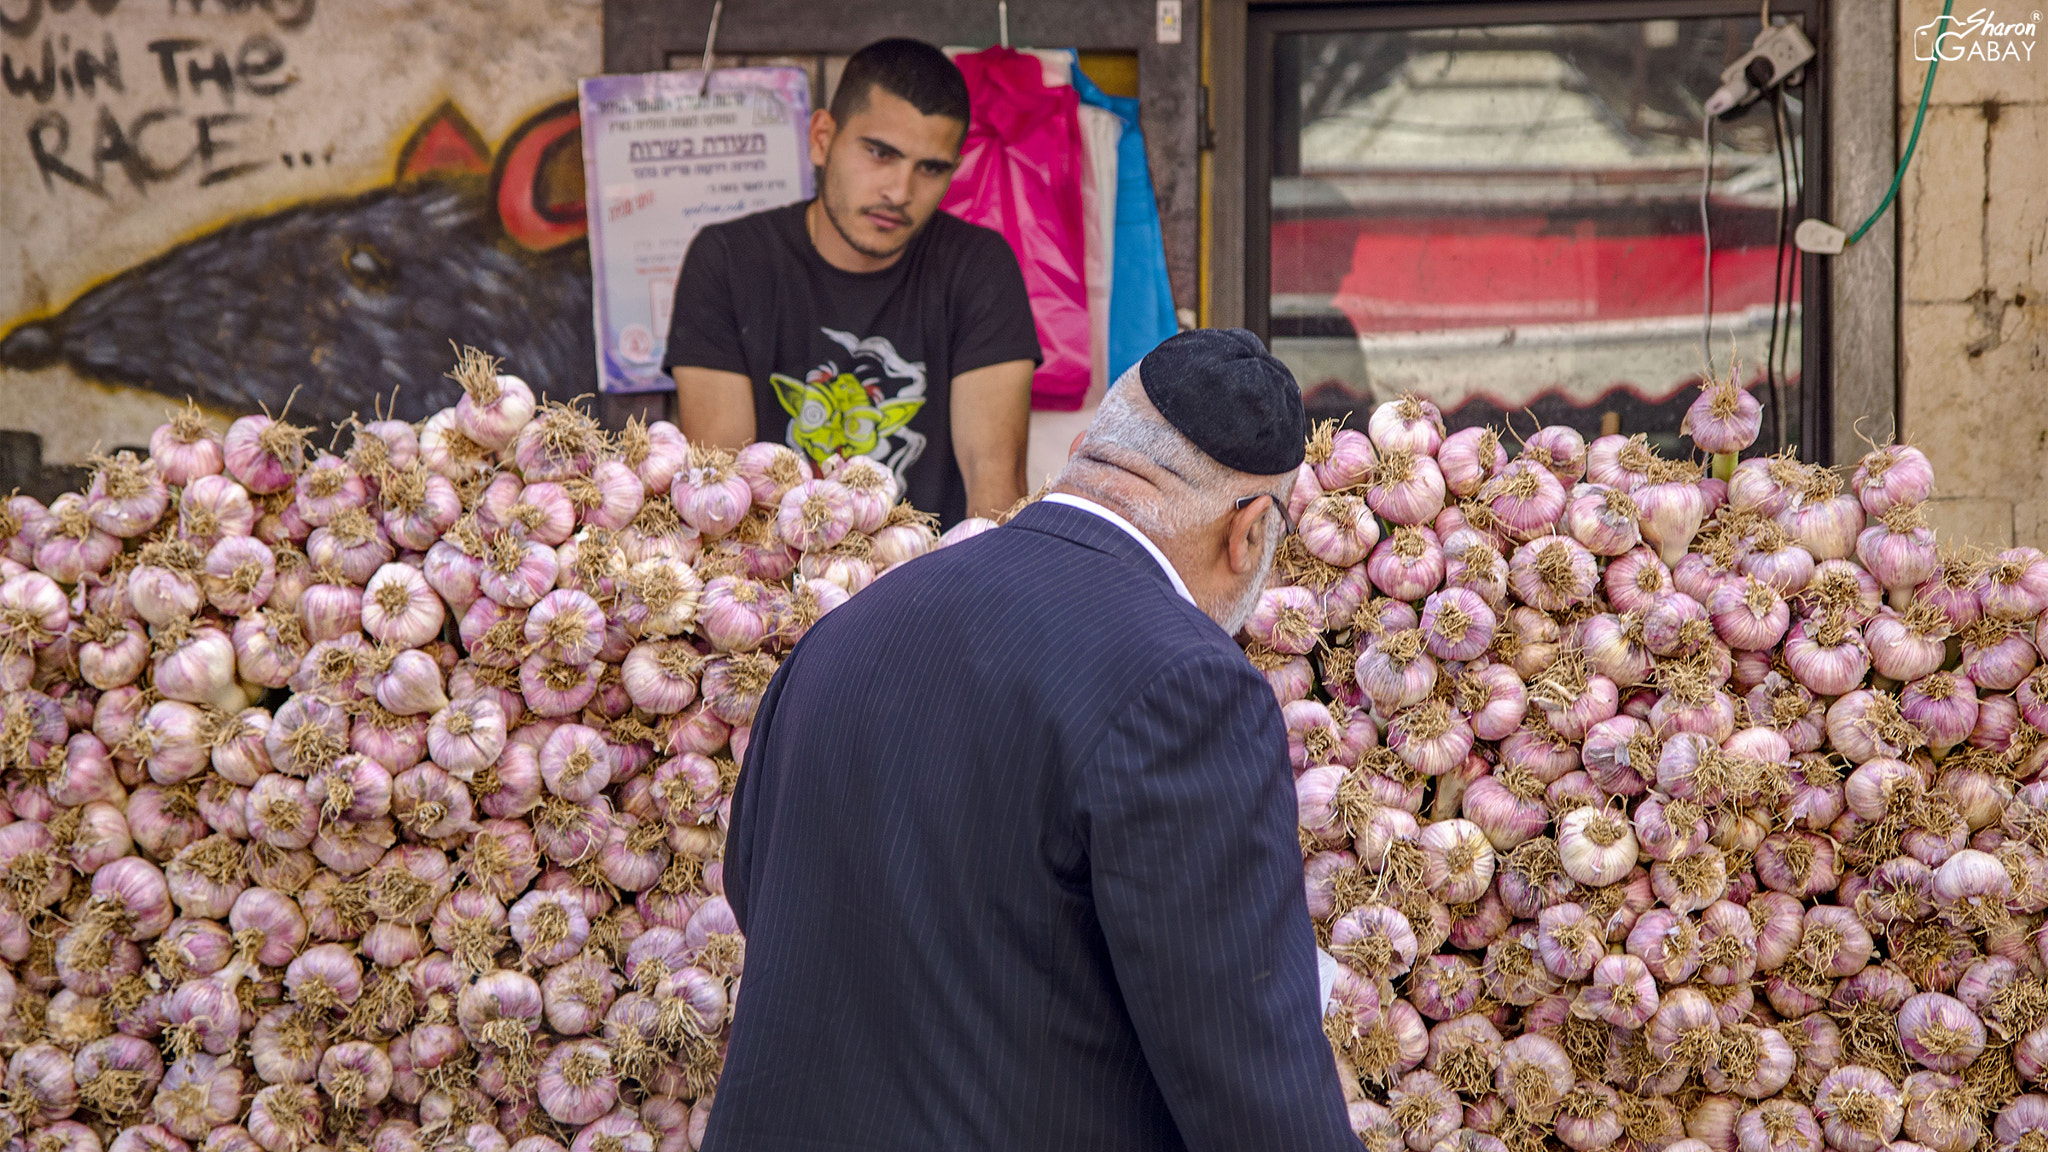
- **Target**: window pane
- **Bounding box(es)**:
[1269,18,1804,456]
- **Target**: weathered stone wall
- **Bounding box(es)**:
[0,0,601,472]
[1897,0,2048,548]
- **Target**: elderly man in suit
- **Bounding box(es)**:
[705,328,1357,1151]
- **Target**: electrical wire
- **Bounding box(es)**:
[1784,86,1803,194]
[1775,90,1803,446]
[1848,0,1950,245]
[1699,116,1716,369]
[1767,89,1793,453]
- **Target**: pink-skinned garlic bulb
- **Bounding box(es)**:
[83,450,170,540]
[537,1038,620,1125]
[362,562,445,648]
[152,401,226,484]
[1437,426,1506,497]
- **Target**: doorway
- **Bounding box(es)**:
[1244,2,1828,461]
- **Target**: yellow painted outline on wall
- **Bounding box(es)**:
[2,95,578,337]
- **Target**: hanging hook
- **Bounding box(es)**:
[999,0,1009,48]
[699,0,724,97]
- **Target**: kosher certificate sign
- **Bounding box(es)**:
[580,67,813,392]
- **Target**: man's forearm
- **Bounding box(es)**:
[673,366,757,451]
[961,455,1028,520]
[951,359,1034,519]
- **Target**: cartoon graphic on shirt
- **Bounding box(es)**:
[769,328,929,488]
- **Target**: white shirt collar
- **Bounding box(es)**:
[1040,493,1198,607]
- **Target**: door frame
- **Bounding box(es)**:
[1208,0,1897,465]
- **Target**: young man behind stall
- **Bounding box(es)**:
[664,38,1040,528]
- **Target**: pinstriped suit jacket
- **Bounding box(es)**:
[704,499,1358,1151]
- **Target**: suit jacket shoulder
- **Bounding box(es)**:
[809,500,1248,750]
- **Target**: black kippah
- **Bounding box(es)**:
[1137,328,1306,476]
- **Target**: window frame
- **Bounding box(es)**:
[1241,0,1834,462]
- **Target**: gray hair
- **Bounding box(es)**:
[1056,366,1288,537]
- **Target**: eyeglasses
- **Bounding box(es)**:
[1234,492,1296,536]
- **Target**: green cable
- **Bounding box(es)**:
[1847,0,1949,246]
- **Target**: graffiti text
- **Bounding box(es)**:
[5,0,310,196]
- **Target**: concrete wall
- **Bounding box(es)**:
[0,0,601,474]
[1896,0,2048,549]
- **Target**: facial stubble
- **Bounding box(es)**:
[819,170,914,262]
[1213,509,1283,637]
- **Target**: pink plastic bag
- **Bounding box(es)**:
[942,48,1091,411]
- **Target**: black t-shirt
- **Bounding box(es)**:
[663,202,1041,528]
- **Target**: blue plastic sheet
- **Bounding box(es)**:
[1068,54,1180,384]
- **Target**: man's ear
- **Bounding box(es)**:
[808,108,836,169]
[1068,431,1086,459]
[1226,496,1270,575]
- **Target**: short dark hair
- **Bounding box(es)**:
[829,38,971,127]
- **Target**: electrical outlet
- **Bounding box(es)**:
[1749,23,1817,88]
[1157,0,1183,45]
[1704,23,1817,117]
